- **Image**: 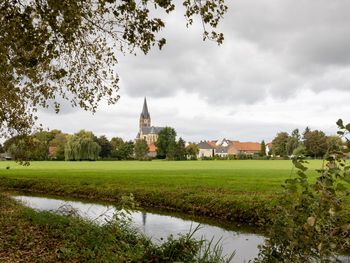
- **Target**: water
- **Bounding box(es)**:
[14,195,264,262]
[13,195,350,263]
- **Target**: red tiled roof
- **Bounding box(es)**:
[231,141,261,152]
[207,141,217,148]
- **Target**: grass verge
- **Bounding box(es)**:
[0,193,233,262]
[0,160,348,227]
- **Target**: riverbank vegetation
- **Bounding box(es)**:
[2,160,349,226]
[0,193,233,262]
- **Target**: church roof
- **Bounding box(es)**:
[140,97,150,119]
[142,126,164,135]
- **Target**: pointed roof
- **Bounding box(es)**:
[141,97,150,119]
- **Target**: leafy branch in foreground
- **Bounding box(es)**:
[0,0,227,139]
[256,119,350,263]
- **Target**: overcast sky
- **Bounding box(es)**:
[38,0,350,143]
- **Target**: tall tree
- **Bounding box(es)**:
[155,127,177,159]
[174,138,187,160]
[303,126,311,141]
[0,1,226,138]
[97,135,112,159]
[271,132,290,157]
[303,130,328,158]
[286,129,301,156]
[260,140,266,156]
[134,139,149,160]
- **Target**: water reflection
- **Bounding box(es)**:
[13,195,350,263]
[14,195,264,262]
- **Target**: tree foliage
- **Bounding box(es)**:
[286,129,301,156]
[174,137,187,160]
[49,132,68,160]
[303,130,328,158]
[272,132,289,157]
[260,140,266,156]
[65,130,100,161]
[110,137,134,160]
[155,127,176,159]
[0,0,227,138]
[186,143,199,160]
[256,120,350,262]
[134,139,149,160]
[97,135,112,159]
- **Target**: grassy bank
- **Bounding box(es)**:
[0,193,232,262]
[0,160,329,225]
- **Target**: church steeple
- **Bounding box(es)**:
[141,97,150,119]
[139,97,151,131]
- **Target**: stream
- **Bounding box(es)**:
[13,195,349,263]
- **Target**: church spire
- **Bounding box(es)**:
[141,97,150,119]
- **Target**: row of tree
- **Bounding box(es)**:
[270,127,343,158]
[1,127,200,161]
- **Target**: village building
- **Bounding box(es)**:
[227,141,261,155]
[197,138,262,158]
[136,97,164,155]
[197,141,215,158]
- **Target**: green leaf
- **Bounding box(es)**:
[336,183,347,192]
[336,119,344,128]
[346,123,350,132]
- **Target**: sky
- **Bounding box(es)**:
[38,0,350,143]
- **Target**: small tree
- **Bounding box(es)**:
[186,143,199,160]
[134,139,149,160]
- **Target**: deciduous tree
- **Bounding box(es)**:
[174,137,187,160]
[49,132,68,160]
[97,135,112,159]
[155,127,176,159]
[286,129,301,156]
[65,130,100,161]
[134,139,149,160]
[0,0,227,138]
[186,143,199,160]
[260,140,266,156]
[271,132,289,157]
[303,129,328,158]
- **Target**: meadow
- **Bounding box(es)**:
[0,160,331,225]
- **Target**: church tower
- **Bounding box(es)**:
[139,97,151,131]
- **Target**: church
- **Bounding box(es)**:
[136,97,164,145]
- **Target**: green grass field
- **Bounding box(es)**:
[0,160,335,224]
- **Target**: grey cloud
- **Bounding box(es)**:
[227,0,350,67]
[116,0,350,107]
